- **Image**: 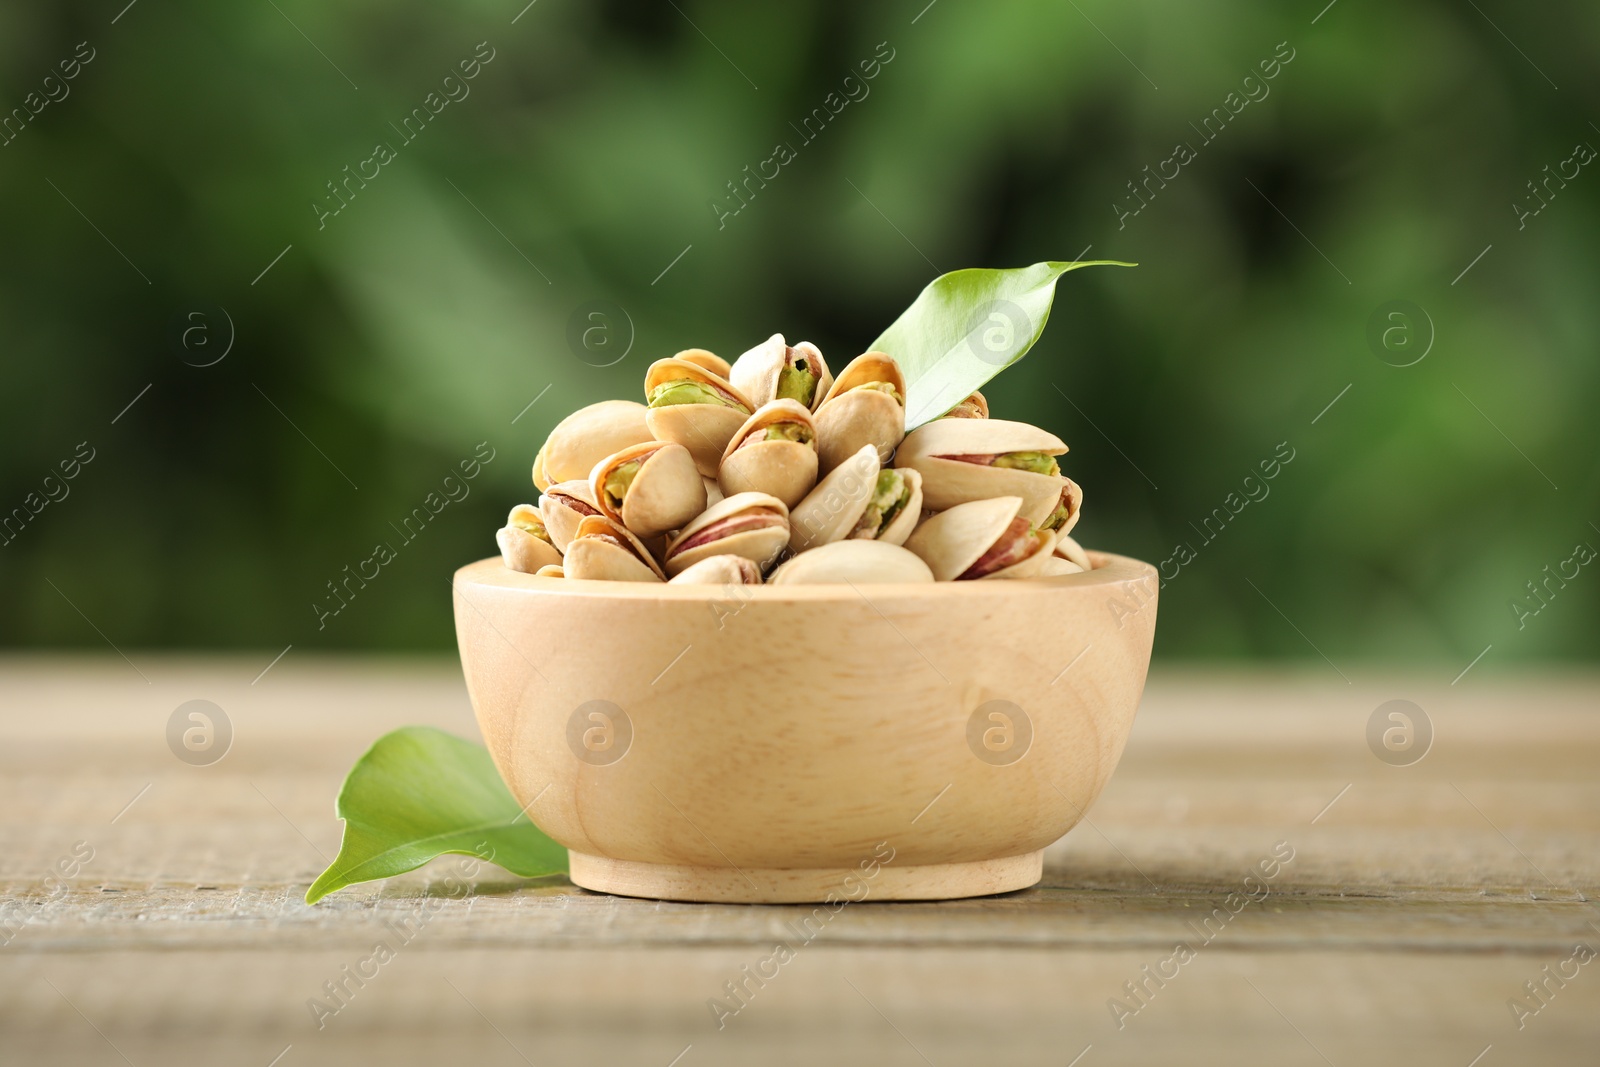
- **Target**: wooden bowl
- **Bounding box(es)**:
[452,551,1157,903]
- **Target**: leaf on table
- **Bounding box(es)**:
[870,260,1135,430]
[306,726,567,904]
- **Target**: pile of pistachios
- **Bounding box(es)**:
[495,335,1089,585]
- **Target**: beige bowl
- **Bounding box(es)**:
[452,550,1157,903]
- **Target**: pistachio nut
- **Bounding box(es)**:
[702,475,724,509]
[896,417,1068,526]
[1040,477,1083,536]
[663,491,790,577]
[666,554,763,585]
[849,467,923,546]
[589,441,707,539]
[538,480,601,553]
[532,400,654,491]
[767,539,934,585]
[643,357,756,477]
[495,504,562,574]
[535,563,566,578]
[786,444,879,553]
[1055,533,1092,571]
[564,514,666,582]
[675,347,732,380]
[945,391,989,419]
[729,334,834,412]
[903,495,1057,581]
[812,351,906,474]
[718,398,820,509]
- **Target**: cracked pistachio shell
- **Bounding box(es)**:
[564,514,665,582]
[945,392,989,419]
[590,441,707,539]
[539,480,601,553]
[729,334,834,413]
[663,491,790,577]
[1044,477,1083,536]
[533,400,654,491]
[768,540,934,585]
[718,399,819,510]
[813,351,906,474]
[496,504,562,574]
[535,564,566,578]
[787,444,880,554]
[667,554,763,586]
[1055,533,1092,572]
[675,348,732,379]
[896,418,1068,526]
[903,496,1056,581]
[702,475,724,509]
[871,467,924,548]
[644,358,755,478]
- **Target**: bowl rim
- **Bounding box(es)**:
[454,549,1156,602]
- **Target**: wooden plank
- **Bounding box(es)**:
[1,658,1597,1063]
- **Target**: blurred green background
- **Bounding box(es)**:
[2,0,1595,665]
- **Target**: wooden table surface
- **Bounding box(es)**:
[1,656,1596,1066]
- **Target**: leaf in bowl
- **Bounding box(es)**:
[871,260,1134,430]
[306,726,567,904]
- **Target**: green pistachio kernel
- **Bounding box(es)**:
[992,451,1060,476]
[603,459,642,508]
[648,380,744,410]
[1043,501,1070,531]
[775,363,819,407]
[852,380,903,404]
[853,469,911,539]
[763,421,814,445]
[511,513,553,543]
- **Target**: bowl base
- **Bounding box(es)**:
[567,850,1043,904]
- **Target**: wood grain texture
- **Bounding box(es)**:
[1,657,1597,1065]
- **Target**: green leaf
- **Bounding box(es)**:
[871,261,1135,430]
[306,727,567,904]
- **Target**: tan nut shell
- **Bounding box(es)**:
[872,468,924,547]
[787,444,880,554]
[644,358,755,478]
[535,564,566,578]
[1039,556,1085,577]
[718,399,819,510]
[590,441,707,539]
[896,418,1068,526]
[667,554,763,586]
[1055,533,1092,571]
[534,400,654,491]
[946,391,989,419]
[664,491,790,577]
[813,351,906,474]
[768,540,934,585]
[702,476,724,509]
[729,334,834,412]
[903,496,1057,581]
[675,348,731,379]
[539,480,600,553]
[496,505,562,574]
[564,515,665,583]
[1047,477,1084,536]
